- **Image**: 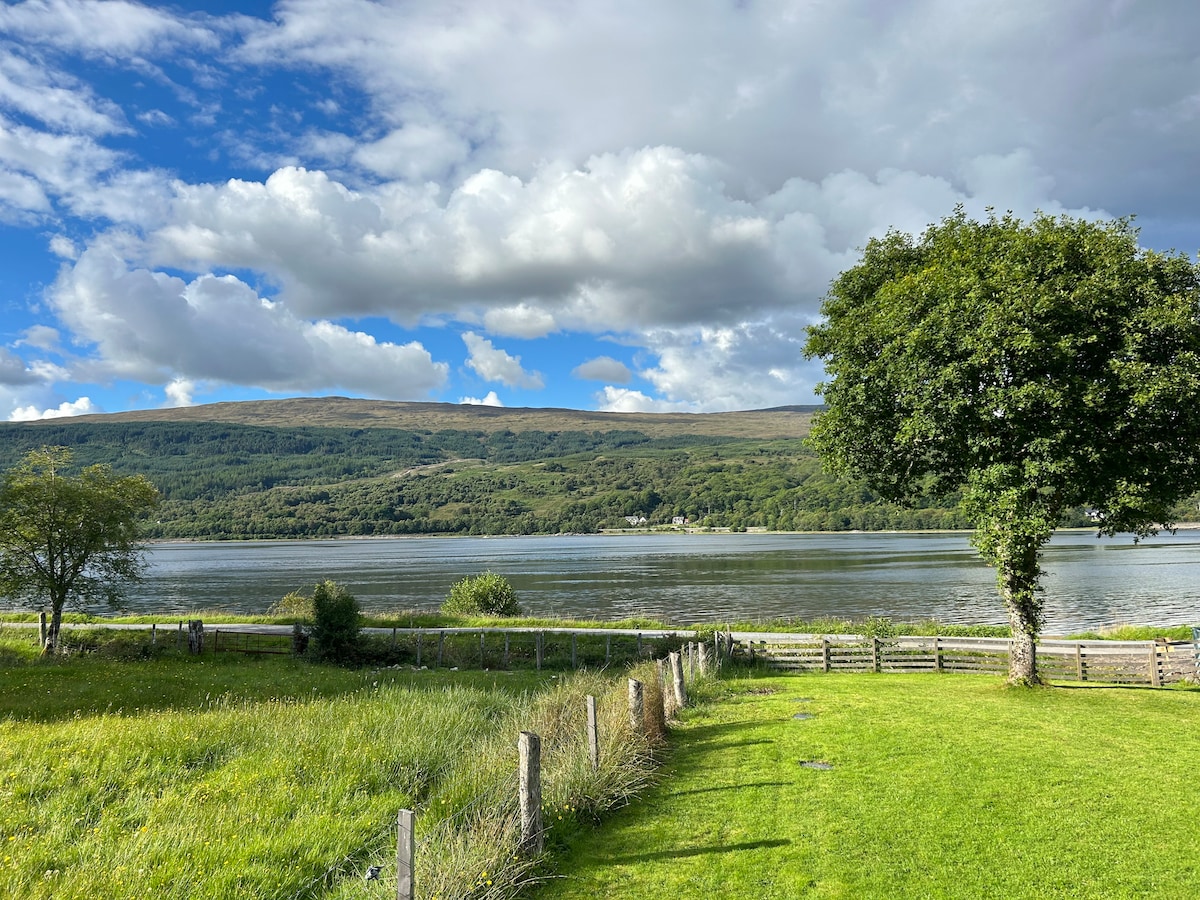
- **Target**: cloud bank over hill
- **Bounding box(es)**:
[2,0,1195,419]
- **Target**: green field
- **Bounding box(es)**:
[0,629,661,900]
[532,672,1200,900]
[3,625,1198,899]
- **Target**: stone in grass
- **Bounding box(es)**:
[795,697,815,702]
[800,760,834,770]
[792,712,814,720]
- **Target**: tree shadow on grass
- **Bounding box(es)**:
[603,838,791,865]
[662,780,787,799]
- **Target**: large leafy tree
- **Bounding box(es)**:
[805,210,1200,684]
[0,446,159,653]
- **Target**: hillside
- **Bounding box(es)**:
[0,397,1009,538]
[57,396,819,439]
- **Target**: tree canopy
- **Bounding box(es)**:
[805,210,1200,683]
[0,446,159,652]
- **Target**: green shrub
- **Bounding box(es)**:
[440,571,522,617]
[309,580,362,664]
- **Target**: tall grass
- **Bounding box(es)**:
[0,648,669,900]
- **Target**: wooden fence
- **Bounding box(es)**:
[732,633,1199,685]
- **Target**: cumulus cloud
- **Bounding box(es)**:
[164,377,196,407]
[49,245,450,399]
[0,0,219,58]
[459,390,503,407]
[461,331,543,389]
[572,356,631,383]
[9,395,95,421]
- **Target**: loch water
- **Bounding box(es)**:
[122,530,1200,634]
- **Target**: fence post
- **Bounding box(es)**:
[1149,645,1162,687]
[396,808,414,900]
[150,623,157,646]
[291,622,305,655]
[658,658,675,719]
[39,612,47,649]
[636,632,642,657]
[586,695,600,771]
[536,632,544,671]
[187,620,204,655]
[669,651,687,709]
[933,636,943,672]
[416,632,423,668]
[518,732,543,856]
[821,638,830,673]
[177,620,184,650]
[480,631,486,668]
[698,641,710,675]
[1075,643,1084,682]
[605,634,612,665]
[571,634,578,669]
[872,636,881,673]
[504,633,511,668]
[628,678,644,733]
[436,631,445,668]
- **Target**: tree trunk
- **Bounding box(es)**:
[42,604,64,656]
[999,539,1044,686]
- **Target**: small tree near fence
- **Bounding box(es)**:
[309,581,362,664]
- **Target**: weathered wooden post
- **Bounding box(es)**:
[628,678,644,733]
[177,620,183,649]
[658,657,675,719]
[1149,644,1162,687]
[586,695,600,771]
[416,632,423,668]
[150,623,157,646]
[391,626,397,649]
[636,632,643,657]
[872,636,881,673]
[605,634,612,665]
[687,642,696,680]
[396,808,414,900]
[38,612,47,649]
[933,636,943,672]
[480,631,486,668]
[669,651,687,709]
[1074,643,1084,682]
[536,632,544,671]
[821,637,830,673]
[698,641,710,675]
[504,632,511,668]
[291,622,305,655]
[436,631,445,668]
[518,732,543,855]
[571,634,578,669]
[187,620,204,655]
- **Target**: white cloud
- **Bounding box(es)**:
[461,331,543,389]
[49,245,450,399]
[595,387,695,414]
[572,356,631,383]
[0,0,219,58]
[17,325,62,351]
[459,390,503,407]
[9,395,95,421]
[164,377,195,407]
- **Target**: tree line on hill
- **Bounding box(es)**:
[0,419,1173,540]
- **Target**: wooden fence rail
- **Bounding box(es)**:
[731,633,1198,685]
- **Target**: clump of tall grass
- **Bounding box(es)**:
[337,665,671,900]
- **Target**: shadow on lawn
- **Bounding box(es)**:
[663,781,787,799]
[603,838,791,864]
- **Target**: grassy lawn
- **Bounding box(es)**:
[531,672,1200,900]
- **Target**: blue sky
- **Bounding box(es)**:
[2,1,1199,420]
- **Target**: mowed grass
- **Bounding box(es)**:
[0,631,659,900]
[531,672,1200,900]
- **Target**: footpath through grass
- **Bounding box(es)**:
[531,672,1200,900]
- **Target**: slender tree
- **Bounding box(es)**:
[805,210,1200,684]
[0,446,159,653]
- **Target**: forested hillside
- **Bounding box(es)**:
[0,398,1103,539]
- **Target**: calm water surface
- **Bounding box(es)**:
[123,531,1200,633]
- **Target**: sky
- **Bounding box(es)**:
[1,1,1199,421]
